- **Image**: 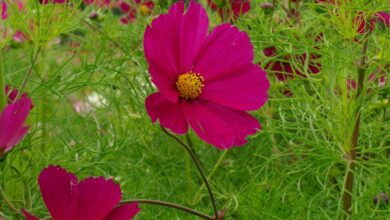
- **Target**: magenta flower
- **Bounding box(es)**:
[207,0,251,19]
[22,166,140,220]
[375,12,390,28]
[1,0,7,20]
[0,87,33,156]
[144,1,269,149]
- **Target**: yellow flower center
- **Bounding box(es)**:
[139,4,150,15]
[176,72,205,99]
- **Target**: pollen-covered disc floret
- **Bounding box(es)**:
[176,72,205,99]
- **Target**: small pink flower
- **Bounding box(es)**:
[22,166,140,220]
[0,87,33,156]
[1,1,7,20]
[207,0,250,19]
[144,1,269,149]
[12,30,28,43]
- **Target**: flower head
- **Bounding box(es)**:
[22,166,140,220]
[144,1,269,149]
[0,87,33,156]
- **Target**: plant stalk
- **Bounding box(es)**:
[342,21,370,219]
[120,199,214,220]
[161,127,219,219]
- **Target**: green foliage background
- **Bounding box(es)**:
[0,0,389,219]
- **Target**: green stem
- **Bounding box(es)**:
[0,48,6,111]
[184,145,193,204]
[162,127,219,219]
[342,20,370,219]
[120,199,214,220]
[192,151,228,205]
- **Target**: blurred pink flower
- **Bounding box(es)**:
[144,1,269,149]
[1,1,7,20]
[347,72,387,91]
[316,1,389,33]
[118,0,154,24]
[263,46,321,82]
[207,0,250,20]
[0,86,33,156]
[22,166,140,220]
[12,30,28,43]
[375,12,390,27]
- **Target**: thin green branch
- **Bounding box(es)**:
[161,127,219,219]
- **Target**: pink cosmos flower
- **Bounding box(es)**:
[207,0,250,20]
[0,87,33,156]
[118,0,154,25]
[144,1,269,149]
[22,166,140,220]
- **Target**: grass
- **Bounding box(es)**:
[0,0,389,219]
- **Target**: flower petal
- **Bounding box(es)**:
[177,1,209,73]
[193,23,254,82]
[201,63,269,111]
[231,0,251,16]
[105,204,140,220]
[76,177,121,220]
[38,166,79,220]
[1,1,7,20]
[0,96,33,152]
[145,92,188,134]
[183,101,260,149]
[144,1,209,102]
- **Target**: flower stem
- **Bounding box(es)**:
[161,127,219,219]
[192,151,228,205]
[0,48,6,111]
[120,199,214,220]
[342,22,370,219]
